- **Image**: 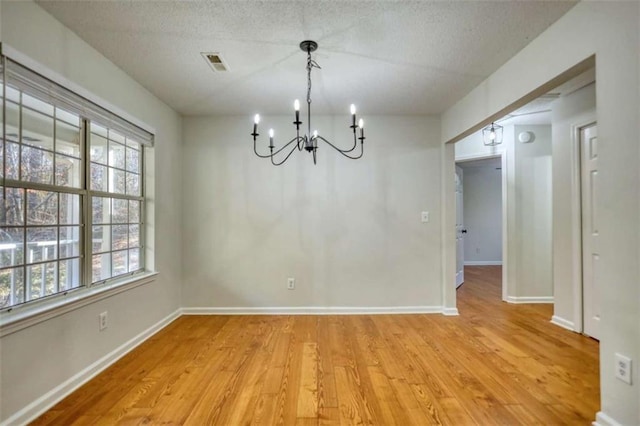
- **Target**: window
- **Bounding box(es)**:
[0,55,153,310]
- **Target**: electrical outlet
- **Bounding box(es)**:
[287,278,295,290]
[421,211,429,223]
[99,311,108,331]
[615,353,632,385]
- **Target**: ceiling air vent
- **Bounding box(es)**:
[201,52,229,72]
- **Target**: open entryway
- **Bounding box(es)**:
[450,63,601,345]
[455,157,503,293]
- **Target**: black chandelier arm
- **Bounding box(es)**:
[253,137,274,158]
[255,135,304,159]
[270,139,301,166]
[317,136,364,160]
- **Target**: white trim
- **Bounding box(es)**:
[464,261,503,266]
[182,306,445,315]
[500,151,509,303]
[0,272,158,337]
[0,43,156,136]
[550,315,576,332]
[0,308,181,426]
[569,113,597,334]
[455,152,505,163]
[593,411,623,426]
[442,307,459,316]
[506,296,554,304]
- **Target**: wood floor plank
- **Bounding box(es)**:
[32,266,600,425]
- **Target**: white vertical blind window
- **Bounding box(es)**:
[0,54,152,309]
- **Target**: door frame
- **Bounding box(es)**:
[455,151,508,302]
[570,114,597,333]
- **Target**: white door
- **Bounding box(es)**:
[455,166,465,288]
[581,124,599,339]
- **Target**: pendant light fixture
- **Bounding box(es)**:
[251,40,365,165]
[482,122,503,146]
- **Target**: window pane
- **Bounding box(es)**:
[22,107,54,150]
[126,173,140,196]
[112,225,128,251]
[0,227,24,267]
[109,142,125,169]
[129,224,140,248]
[4,101,19,139]
[60,226,80,258]
[113,198,128,223]
[55,121,81,158]
[22,93,54,116]
[5,86,20,103]
[21,146,54,185]
[56,108,80,127]
[3,142,20,180]
[92,225,111,254]
[90,123,108,138]
[27,262,57,300]
[112,250,128,277]
[111,168,126,194]
[126,147,140,173]
[129,200,140,223]
[27,227,58,263]
[1,187,25,226]
[59,258,81,291]
[90,134,108,164]
[27,190,58,225]
[59,193,80,225]
[90,163,108,192]
[55,155,81,188]
[92,197,111,225]
[128,248,140,272]
[109,130,125,145]
[0,267,24,308]
[92,253,111,283]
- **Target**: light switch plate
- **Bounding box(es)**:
[421,211,429,223]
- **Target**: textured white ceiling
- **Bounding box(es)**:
[37,1,577,116]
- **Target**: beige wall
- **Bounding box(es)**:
[0,2,183,422]
[443,2,639,424]
[182,115,442,309]
[455,124,553,300]
[514,124,552,298]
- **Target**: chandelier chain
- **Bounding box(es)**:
[306,49,320,105]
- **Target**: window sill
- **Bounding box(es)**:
[0,271,158,337]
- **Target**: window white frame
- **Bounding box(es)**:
[0,44,157,335]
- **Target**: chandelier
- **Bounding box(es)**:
[251,40,365,165]
[482,122,503,146]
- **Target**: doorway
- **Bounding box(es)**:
[455,156,504,295]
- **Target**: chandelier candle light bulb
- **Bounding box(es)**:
[251,40,366,165]
[253,114,260,135]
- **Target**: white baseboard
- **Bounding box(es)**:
[182,306,446,315]
[594,411,623,426]
[464,261,503,266]
[442,307,459,316]
[1,309,181,426]
[506,296,554,304]
[550,315,576,332]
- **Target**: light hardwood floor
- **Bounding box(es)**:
[34,266,599,425]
